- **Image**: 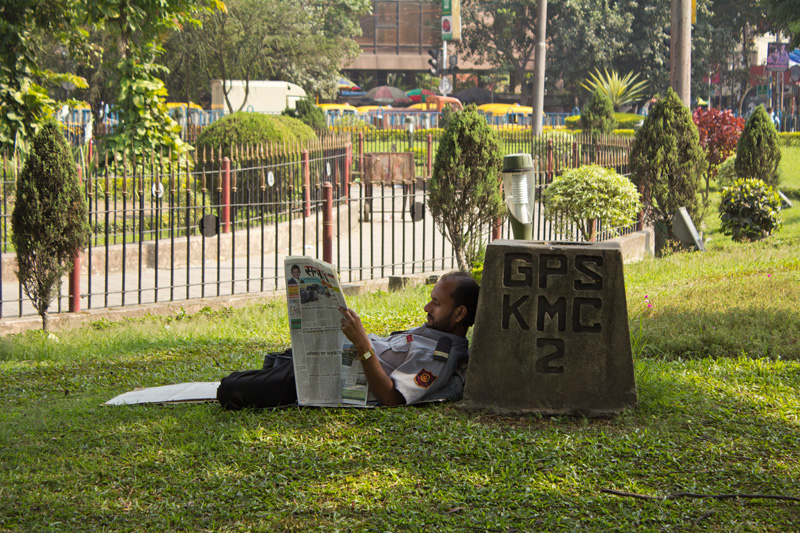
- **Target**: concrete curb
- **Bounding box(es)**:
[0,229,654,336]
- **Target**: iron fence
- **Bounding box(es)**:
[0,132,636,320]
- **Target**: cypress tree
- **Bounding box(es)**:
[429,104,504,270]
[580,88,617,140]
[734,105,781,187]
[12,120,89,331]
[630,89,707,247]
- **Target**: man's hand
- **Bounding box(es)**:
[338,306,371,354]
[337,306,406,406]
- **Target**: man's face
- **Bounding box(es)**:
[291,267,301,279]
[423,278,462,333]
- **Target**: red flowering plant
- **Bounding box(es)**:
[692,108,745,199]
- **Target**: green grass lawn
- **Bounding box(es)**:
[1,151,799,531]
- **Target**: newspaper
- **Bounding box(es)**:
[285,257,371,407]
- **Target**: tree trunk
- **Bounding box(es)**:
[41,309,49,332]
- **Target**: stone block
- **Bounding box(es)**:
[461,240,637,416]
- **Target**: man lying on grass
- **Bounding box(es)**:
[217,271,479,409]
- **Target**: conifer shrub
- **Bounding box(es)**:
[429,104,505,271]
[715,155,738,187]
[12,120,89,331]
[735,105,781,187]
[719,178,782,242]
[281,99,326,131]
[580,89,617,140]
[630,89,707,247]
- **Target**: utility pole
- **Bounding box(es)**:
[670,0,692,106]
[531,0,547,136]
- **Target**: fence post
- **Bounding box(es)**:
[426,133,433,177]
[322,182,333,263]
[69,166,83,313]
[572,141,579,168]
[302,149,311,217]
[358,130,364,181]
[221,157,231,233]
[546,139,554,183]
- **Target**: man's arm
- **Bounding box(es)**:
[338,306,406,406]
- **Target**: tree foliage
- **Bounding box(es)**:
[762,0,800,48]
[429,105,505,271]
[692,107,745,198]
[282,100,326,131]
[12,121,89,331]
[735,105,781,188]
[543,164,641,242]
[0,0,87,154]
[162,0,369,106]
[630,89,708,238]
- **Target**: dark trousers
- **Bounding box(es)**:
[216,359,297,410]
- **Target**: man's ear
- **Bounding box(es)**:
[454,304,468,324]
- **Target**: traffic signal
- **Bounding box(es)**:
[448,55,459,76]
[428,48,440,76]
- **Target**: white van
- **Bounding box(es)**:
[211,80,307,114]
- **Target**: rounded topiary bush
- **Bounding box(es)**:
[195,112,316,158]
[735,105,781,187]
[719,178,782,242]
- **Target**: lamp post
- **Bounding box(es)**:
[502,153,536,240]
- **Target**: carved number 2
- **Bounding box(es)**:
[535,338,565,374]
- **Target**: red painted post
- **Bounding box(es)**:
[322,182,333,263]
[344,142,351,197]
[69,166,83,313]
[302,149,311,217]
[221,157,231,233]
[426,133,433,177]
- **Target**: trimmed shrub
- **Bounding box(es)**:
[543,164,641,242]
[630,89,707,245]
[12,120,90,331]
[195,112,316,158]
[429,104,505,271]
[281,99,326,131]
[580,89,616,140]
[735,105,781,187]
[566,112,639,130]
[719,178,782,242]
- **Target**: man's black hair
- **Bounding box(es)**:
[440,270,480,327]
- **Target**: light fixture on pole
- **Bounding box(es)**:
[502,153,536,240]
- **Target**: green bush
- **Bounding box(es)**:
[565,112,641,130]
[735,105,781,187]
[195,112,316,158]
[719,178,782,242]
[281,99,326,131]
[716,155,738,187]
[12,120,90,331]
[429,105,505,271]
[630,89,707,243]
[580,89,616,139]
[542,164,641,241]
